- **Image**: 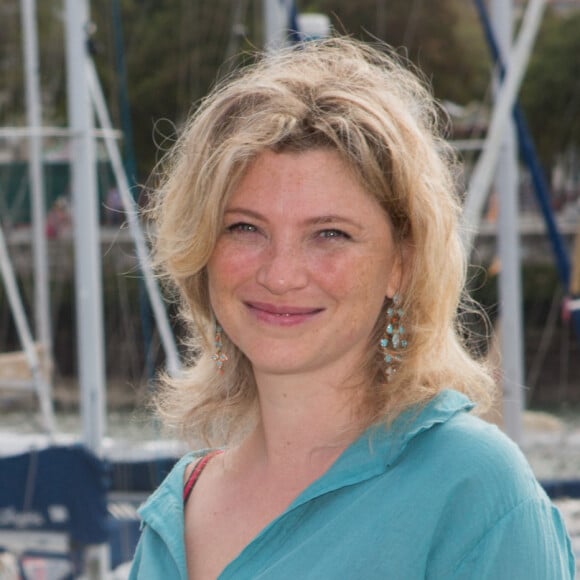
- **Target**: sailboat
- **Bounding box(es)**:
[1,0,578,576]
[0,0,186,576]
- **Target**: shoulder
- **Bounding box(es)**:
[414,409,541,503]
[430,411,534,484]
[428,410,524,461]
[131,451,209,580]
[447,495,576,579]
[137,450,210,523]
[392,390,537,498]
[401,408,575,577]
[393,399,550,533]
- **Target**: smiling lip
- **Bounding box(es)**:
[245,301,324,325]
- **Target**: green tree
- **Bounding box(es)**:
[302,0,490,106]
[92,0,260,179]
[521,8,580,171]
[1,0,492,178]
[0,0,65,127]
[0,1,25,126]
[18,0,580,185]
[89,0,493,177]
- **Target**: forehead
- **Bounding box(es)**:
[226,149,389,224]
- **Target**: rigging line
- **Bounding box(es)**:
[570,221,580,321]
[526,284,562,395]
[376,0,387,40]
[122,0,156,57]
[23,449,39,512]
[86,57,182,376]
[557,308,571,402]
[0,222,56,433]
[462,0,547,251]
[193,0,236,97]
[559,78,580,151]
[403,0,425,50]
[42,1,64,122]
[177,0,191,112]
[224,0,250,71]
[473,0,580,341]
[111,250,142,380]
[210,0,235,63]
[186,0,202,101]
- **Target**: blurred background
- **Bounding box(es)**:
[1,0,579,411]
[0,0,579,576]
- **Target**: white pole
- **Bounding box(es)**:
[263,0,291,50]
[86,59,182,376]
[0,127,122,139]
[0,225,55,433]
[64,0,106,456]
[462,0,546,249]
[21,0,53,376]
[491,0,525,443]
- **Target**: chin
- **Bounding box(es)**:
[248,353,313,377]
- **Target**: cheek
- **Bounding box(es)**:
[310,256,387,339]
[208,243,259,287]
[311,252,390,299]
[207,245,266,321]
[338,258,391,328]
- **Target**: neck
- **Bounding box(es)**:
[243,369,365,469]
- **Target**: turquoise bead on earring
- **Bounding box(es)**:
[380,294,407,381]
[211,324,228,373]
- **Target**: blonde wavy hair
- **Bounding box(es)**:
[149,36,495,446]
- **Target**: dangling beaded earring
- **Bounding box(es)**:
[211,324,228,373]
[379,294,408,381]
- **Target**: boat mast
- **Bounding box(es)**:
[491,0,524,442]
[263,0,292,50]
[86,60,182,377]
[21,0,53,384]
[463,0,546,244]
[64,0,106,456]
[462,0,546,441]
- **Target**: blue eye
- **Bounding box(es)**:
[226,222,258,233]
[318,229,351,240]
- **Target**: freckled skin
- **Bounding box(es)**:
[207,149,402,383]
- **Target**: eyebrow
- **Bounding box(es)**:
[224,207,364,231]
[306,215,365,233]
[224,208,263,220]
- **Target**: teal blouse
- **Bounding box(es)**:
[129,390,575,579]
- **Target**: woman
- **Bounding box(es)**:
[130,38,574,579]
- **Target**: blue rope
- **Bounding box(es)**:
[472,0,580,340]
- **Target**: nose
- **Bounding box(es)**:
[256,239,309,294]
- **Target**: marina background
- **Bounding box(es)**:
[1,0,580,576]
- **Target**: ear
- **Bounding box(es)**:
[385,241,412,299]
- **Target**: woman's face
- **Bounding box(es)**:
[207,148,402,383]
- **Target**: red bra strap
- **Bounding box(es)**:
[183,450,223,505]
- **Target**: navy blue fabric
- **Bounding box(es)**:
[0,445,109,544]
